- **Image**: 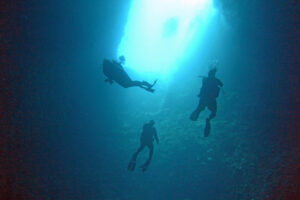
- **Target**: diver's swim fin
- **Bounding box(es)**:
[149,79,158,89]
[145,87,155,93]
[128,160,136,171]
[190,111,199,121]
[144,79,157,93]
[139,164,148,172]
[204,119,211,137]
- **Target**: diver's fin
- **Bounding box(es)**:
[204,119,211,137]
[145,87,155,93]
[144,80,157,93]
[149,79,158,89]
[190,111,198,121]
[128,160,136,171]
[139,164,148,172]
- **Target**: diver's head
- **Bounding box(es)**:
[119,55,126,65]
[208,67,217,77]
[149,120,155,126]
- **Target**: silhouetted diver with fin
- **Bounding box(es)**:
[128,120,159,172]
[103,56,157,92]
[190,67,223,137]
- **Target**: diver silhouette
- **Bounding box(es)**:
[102,56,157,92]
[128,120,159,172]
[190,67,223,137]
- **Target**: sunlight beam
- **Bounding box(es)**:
[118,0,216,78]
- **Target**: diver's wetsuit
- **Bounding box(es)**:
[191,76,223,121]
[102,59,156,92]
[128,122,159,172]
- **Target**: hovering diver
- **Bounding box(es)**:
[190,67,223,137]
[102,56,157,92]
[128,120,159,172]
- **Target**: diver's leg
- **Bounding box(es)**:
[127,81,145,88]
[120,80,146,90]
[113,70,136,88]
[132,80,157,88]
[128,144,145,171]
[133,144,145,160]
[145,144,154,166]
[141,80,158,89]
[141,81,152,88]
[140,143,154,172]
[203,100,216,137]
[207,100,217,121]
[142,80,157,91]
[190,99,205,121]
[129,81,155,92]
[131,80,153,89]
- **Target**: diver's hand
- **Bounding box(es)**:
[105,79,113,84]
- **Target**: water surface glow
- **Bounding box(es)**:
[118,0,217,78]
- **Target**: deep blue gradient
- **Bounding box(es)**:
[2,0,299,199]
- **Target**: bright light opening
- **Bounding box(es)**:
[118,0,216,78]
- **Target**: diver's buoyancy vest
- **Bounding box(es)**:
[201,78,221,99]
[102,59,112,77]
[140,125,155,143]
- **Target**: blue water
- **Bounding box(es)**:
[7,0,299,199]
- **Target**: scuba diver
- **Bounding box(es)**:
[102,56,157,92]
[190,67,223,137]
[128,120,159,172]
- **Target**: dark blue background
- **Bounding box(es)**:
[1,0,299,199]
